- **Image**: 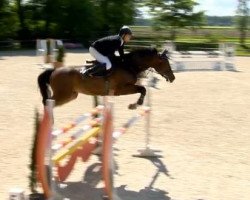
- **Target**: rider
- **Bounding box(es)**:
[84,25,132,76]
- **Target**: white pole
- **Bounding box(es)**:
[133,73,162,158]
[145,80,151,149]
[45,99,63,199]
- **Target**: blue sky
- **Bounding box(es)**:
[195,0,239,16]
[140,0,250,17]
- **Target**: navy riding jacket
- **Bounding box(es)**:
[91,35,124,58]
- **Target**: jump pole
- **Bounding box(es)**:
[36,99,103,199]
[46,99,62,199]
[47,99,104,184]
[35,99,59,199]
[102,100,122,200]
[134,74,162,158]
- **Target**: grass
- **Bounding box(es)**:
[128,38,250,56]
[236,45,250,56]
[129,25,250,56]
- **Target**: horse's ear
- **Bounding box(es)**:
[159,49,169,59]
[161,49,169,56]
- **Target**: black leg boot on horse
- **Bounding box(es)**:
[84,63,108,77]
[38,68,55,105]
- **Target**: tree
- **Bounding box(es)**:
[94,0,136,34]
[14,0,33,40]
[0,0,137,45]
[58,0,103,43]
[0,0,18,40]
[26,0,65,37]
[206,16,234,26]
[145,0,204,40]
[236,0,249,46]
[24,0,136,44]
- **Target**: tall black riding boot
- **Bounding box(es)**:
[84,63,107,77]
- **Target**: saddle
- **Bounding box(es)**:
[81,60,113,78]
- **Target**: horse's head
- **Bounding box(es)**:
[152,49,175,83]
[126,48,175,82]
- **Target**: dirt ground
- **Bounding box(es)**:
[0,50,249,200]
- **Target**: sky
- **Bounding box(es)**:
[140,0,250,17]
[195,0,239,16]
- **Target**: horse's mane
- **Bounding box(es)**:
[127,47,158,57]
[119,47,158,76]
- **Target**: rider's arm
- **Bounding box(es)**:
[118,45,124,60]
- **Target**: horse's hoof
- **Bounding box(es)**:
[128,104,137,110]
[137,99,144,105]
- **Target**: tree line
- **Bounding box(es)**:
[0,0,249,47]
[0,0,136,45]
[135,15,249,27]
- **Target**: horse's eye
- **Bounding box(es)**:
[160,56,166,60]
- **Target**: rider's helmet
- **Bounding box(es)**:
[119,26,132,36]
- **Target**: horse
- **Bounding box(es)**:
[38,47,175,109]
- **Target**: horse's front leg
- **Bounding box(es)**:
[136,86,146,105]
[115,84,146,109]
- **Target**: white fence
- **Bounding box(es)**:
[36,39,63,67]
[164,41,236,72]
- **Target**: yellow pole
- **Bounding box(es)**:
[52,127,100,164]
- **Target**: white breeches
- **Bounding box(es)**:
[89,47,112,70]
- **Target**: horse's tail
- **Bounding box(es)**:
[37,68,55,105]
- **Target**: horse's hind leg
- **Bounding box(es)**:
[115,85,146,109]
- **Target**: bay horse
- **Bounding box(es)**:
[38,48,175,109]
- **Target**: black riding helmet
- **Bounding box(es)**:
[119,26,132,36]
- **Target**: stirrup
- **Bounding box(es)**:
[83,67,95,77]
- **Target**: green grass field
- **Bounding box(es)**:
[130,26,250,56]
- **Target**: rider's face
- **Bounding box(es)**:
[123,34,132,43]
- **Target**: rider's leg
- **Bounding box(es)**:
[90,47,111,70]
[85,47,112,76]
